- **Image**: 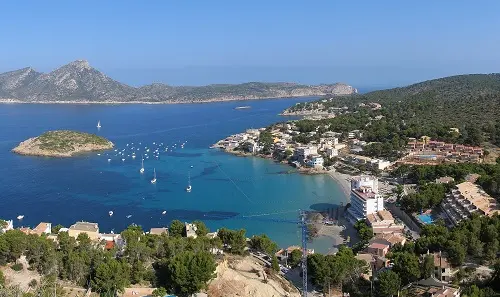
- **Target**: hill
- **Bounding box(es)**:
[0,60,357,103]
[12,130,114,157]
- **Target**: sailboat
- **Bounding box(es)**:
[139,155,145,174]
[97,120,101,128]
[186,172,192,192]
[151,168,157,184]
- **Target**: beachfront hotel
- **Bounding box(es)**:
[346,175,384,223]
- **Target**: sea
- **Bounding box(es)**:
[0,97,348,253]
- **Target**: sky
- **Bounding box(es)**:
[1,0,500,88]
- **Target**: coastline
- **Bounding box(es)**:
[0,94,323,105]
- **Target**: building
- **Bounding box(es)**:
[0,219,13,233]
[100,233,125,251]
[371,159,392,171]
[404,277,460,297]
[32,222,52,236]
[366,210,404,234]
[326,147,339,158]
[373,233,406,247]
[306,155,324,168]
[436,176,455,184]
[441,182,500,226]
[294,146,317,161]
[68,221,99,241]
[275,245,314,262]
[149,227,169,235]
[185,222,198,238]
[428,252,457,283]
[346,176,384,222]
[365,241,390,258]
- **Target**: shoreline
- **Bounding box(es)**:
[0,94,323,105]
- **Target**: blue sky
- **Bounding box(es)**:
[1,0,500,88]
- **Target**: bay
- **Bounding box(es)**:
[0,97,347,253]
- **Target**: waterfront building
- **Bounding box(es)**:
[68,221,99,241]
[149,227,169,235]
[293,146,318,161]
[326,147,339,158]
[347,176,383,222]
[306,155,324,168]
[32,222,52,236]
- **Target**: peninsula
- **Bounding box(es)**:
[12,130,114,157]
[0,60,357,104]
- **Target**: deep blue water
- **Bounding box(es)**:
[0,98,347,253]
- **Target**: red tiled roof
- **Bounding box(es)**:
[105,241,115,250]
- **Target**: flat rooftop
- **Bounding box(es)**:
[69,221,99,232]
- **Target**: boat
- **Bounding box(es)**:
[97,153,101,156]
[132,155,136,159]
[121,158,125,162]
[139,156,145,174]
[97,120,101,128]
[126,215,132,219]
[186,172,192,192]
[108,158,111,162]
[151,168,157,184]
[162,211,167,215]
[109,211,113,216]
[235,106,251,110]
[17,215,24,220]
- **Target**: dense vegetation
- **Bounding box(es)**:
[0,220,251,297]
[37,130,112,152]
[284,74,500,160]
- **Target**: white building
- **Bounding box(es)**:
[307,155,324,168]
[371,159,392,170]
[185,222,198,238]
[347,176,384,222]
[294,146,317,161]
[326,147,339,158]
[0,219,13,233]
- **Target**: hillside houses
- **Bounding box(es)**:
[404,137,484,164]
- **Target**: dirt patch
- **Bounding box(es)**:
[208,255,300,297]
[1,257,41,292]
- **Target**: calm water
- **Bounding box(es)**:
[0,98,347,253]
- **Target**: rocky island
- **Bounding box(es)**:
[12,130,114,157]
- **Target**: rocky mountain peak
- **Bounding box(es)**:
[66,59,92,71]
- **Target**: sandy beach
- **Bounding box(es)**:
[327,169,351,200]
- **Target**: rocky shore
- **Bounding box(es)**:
[12,130,114,157]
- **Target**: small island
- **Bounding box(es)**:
[12,130,114,157]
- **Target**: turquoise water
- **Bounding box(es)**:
[0,98,347,253]
[418,214,434,224]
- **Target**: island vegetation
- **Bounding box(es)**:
[12,130,114,157]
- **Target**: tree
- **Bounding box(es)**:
[3,230,27,262]
[164,250,216,297]
[391,252,421,284]
[271,255,280,272]
[377,270,401,297]
[51,224,64,234]
[249,234,278,255]
[91,258,130,295]
[193,220,209,237]
[354,220,373,242]
[421,254,435,278]
[169,220,185,237]
[152,287,167,297]
[289,249,302,268]
[0,269,4,288]
[217,228,247,255]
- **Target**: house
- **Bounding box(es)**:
[371,159,392,171]
[326,147,339,158]
[366,210,404,234]
[294,146,318,161]
[275,245,314,261]
[307,155,324,168]
[0,219,13,233]
[428,252,457,283]
[100,233,125,250]
[404,277,460,297]
[68,221,99,241]
[32,222,52,236]
[19,227,32,235]
[149,227,169,236]
[365,241,390,257]
[346,176,384,222]
[373,233,406,247]
[185,222,198,238]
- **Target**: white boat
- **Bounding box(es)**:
[108,158,111,162]
[97,153,101,156]
[126,215,132,219]
[162,210,167,215]
[122,158,125,162]
[109,211,113,216]
[132,155,136,159]
[17,215,24,220]
[97,120,101,128]
[186,172,192,192]
[151,168,157,184]
[139,156,145,174]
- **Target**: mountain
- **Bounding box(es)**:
[0,60,357,103]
